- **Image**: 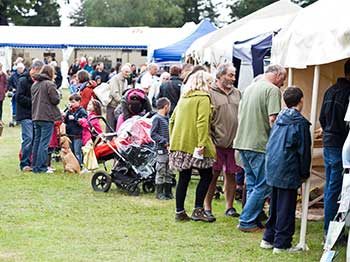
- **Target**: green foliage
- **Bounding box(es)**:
[70,0,184,27]
[199,0,220,26]
[228,0,278,21]
[70,0,219,27]
[0,0,61,26]
[181,0,201,23]
[228,0,319,22]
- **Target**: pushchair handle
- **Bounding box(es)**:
[88,115,115,133]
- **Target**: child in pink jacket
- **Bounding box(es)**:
[79,99,103,145]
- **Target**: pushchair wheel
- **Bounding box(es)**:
[142,181,155,193]
[91,171,112,192]
[127,184,140,196]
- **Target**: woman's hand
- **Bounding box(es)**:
[197,146,205,156]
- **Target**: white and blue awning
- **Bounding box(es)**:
[0,26,182,50]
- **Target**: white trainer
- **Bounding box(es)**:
[273,246,301,254]
[260,240,273,249]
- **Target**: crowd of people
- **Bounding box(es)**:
[0,54,349,254]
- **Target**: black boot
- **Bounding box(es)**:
[155,184,167,200]
[164,183,174,199]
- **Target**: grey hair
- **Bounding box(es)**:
[216,63,235,79]
[147,63,158,70]
[32,59,44,69]
[121,65,131,72]
[265,64,286,75]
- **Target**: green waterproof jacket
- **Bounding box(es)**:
[169,90,216,159]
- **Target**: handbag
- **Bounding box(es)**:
[93,82,112,106]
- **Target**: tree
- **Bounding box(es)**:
[180,0,219,25]
[70,0,184,27]
[24,1,61,26]
[199,0,220,26]
[228,0,278,21]
[0,0,61,26]
[228,0,319,21]
[180,0,201,24]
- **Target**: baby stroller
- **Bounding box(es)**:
[89,115,157,196]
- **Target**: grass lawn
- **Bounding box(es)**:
[0,90,345,262]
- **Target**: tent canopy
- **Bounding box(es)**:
[270,0,350,121]
[271,0,350,69]
[186,0,301,64]
[152,19,217,63]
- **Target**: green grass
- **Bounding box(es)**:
[0,90,345,262]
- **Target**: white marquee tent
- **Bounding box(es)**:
[185,0,301,65]
[0,24,196,85]
[271,0,350,251]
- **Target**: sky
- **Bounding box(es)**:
[58,0,234,27]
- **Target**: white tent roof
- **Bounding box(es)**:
[271,0,350,68]
[186,0,301,64]
[0,24,195,50]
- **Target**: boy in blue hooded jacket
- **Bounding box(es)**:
[260,86,311,254]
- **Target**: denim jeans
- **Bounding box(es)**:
[11,94,16,117]
[239,150,271,229]
[323,147,343,234]
[19,119,33,170]
[70,138,83,165]
[32,121,54,173]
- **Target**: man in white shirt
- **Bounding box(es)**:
[140,63,158,95]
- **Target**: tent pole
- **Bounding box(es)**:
[297,65,320,251]
[288,67,293,86]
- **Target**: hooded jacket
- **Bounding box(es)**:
[266,108,311,189]
[31,73,61,122]
[16,71,33,121]
[319,77,350,147]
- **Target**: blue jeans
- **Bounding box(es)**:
[239,150,271,229]
[32,121,54,173]
[11,94,16,115]
[20,119,33,170]
[70,138,83,165]
[323,147,343,234]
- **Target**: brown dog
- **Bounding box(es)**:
[60,136,81,174]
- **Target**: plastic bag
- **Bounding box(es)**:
[83,140,99,170]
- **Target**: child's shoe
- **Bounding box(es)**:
[155,184,167,200]
[163,183,173,199]
[260,240,273,249]
[273,246,301,254]
[81,168,90,174]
